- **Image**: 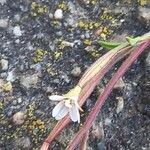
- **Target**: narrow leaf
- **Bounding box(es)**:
[98,40,122,49]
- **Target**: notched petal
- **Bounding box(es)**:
[49,95,64,101]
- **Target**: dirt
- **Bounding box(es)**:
[0,0,150,150]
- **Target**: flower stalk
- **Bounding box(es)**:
[66,40,150,150]
[41,32,150,150]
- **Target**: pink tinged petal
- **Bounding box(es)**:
[69,105,80,123]
[49,95,64,101]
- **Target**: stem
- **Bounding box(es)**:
[79,131,89,150]
[40,45,133,150]
[66,40,150,150]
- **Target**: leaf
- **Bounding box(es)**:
[98,41,122,49]
[126,36,140,46]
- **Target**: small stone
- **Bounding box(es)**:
[116,97,124,114]
[56,31,63,36]
[104,118,111,126]
[6,70,16,82]
[20,74,38,88]
[2,82,12,92]
[114,78,125,89]
[46,87,53,94]
[136,7,150,27]
[61,41,74,47]
[80,34,85,39]
[14,14,21,22]
[13,112,26,125]
[71,66,81,77]
[0,19,8,28]
[0,59,8,71]
[17,98,22,103]
[13,26,22,37]
[16,137,32,149]
[95,28,103,36]
[91,122,104,140]
[85,32,90,39]
[12,100,17,105]
[49,13,53,19]
[54,9,63,20]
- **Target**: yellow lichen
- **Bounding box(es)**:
[78,20,100,30]
[33,48,47,63]
[46,65,57,76]
[58,1,68,11]
[54,51,63,59]
[31,2,48,17]
[84,39,92,46]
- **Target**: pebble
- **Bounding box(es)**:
[17,98,22,104]
[71,66,81,77]
[16,137,32,149]
[85,32,90,39]
[49,13,53,19]
[0,19,8,28]
[116,97,124,114]
[14,14,21,22]
[61,41,74,47]
[104,118,111,126]
[6,70,16,82]
[54,9,63,20]
[46,87,53,94]
[0,59,9,71]
[20,74,38,88]
[91,122,104,140]
[114,78,125,89]
[13,111,26,125]
[56,31,63,36]
[136,7,150,27]
[13,26,22,37]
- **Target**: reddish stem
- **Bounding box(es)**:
[40,46,133,150]
[66,40,150,150]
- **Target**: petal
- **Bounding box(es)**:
[52,101,64,117]
[55,106,68,120]
[49,95,64,101]
[69,105,80,123]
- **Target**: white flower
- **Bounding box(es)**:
[49,86,82,123]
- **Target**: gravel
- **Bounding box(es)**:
[71,66,82,77]
[0,19,8,29]
[13,26,22,37]
[54,9,63,20]
[0,59,9,71]
[12,111,26,125]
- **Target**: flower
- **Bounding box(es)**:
[49,86,82,123]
